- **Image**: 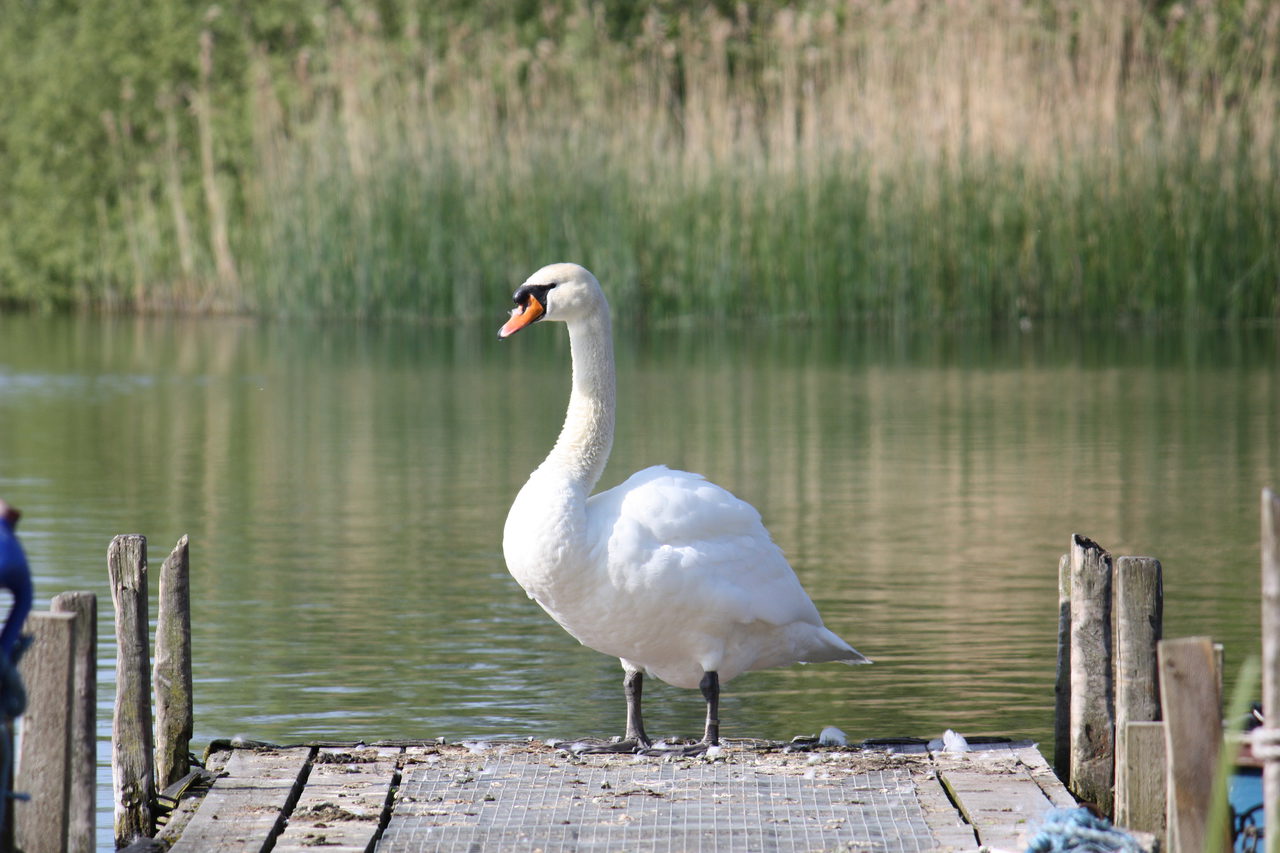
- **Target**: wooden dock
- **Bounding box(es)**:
[151,737,1077,852]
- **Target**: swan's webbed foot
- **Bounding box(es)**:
[669,739,721,757]
[577,737,652,755]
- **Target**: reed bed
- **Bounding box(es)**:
[7,0,1280,324]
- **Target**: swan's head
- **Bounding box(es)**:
[498,263,606,338]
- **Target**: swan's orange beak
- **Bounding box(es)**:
[498,294,546,338]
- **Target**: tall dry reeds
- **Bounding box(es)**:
[79,0,1280,322]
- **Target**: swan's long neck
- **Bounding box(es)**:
[537,310,615,493]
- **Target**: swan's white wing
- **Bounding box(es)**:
[586,465,824,629]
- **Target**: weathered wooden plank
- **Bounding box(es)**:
[169,748,312,853]
[14,611,76,852]
[110,533,155,848]
[1261,487,1280,853]
[272,747,400,853]
[914,782,980,851]
[1113,556,1162,827]
[1117,720,1166,837]
[154,749,231,847]
[1011,744,1076,809]
[933,750,1058,851]
[1159,636,1230,853]
[915,779,981,850]
[154,534,193,791]
[1053,552,1071,780]
[50,591,98,853]
[1068,534,1115,815]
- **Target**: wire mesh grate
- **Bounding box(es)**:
[379,751,941,852]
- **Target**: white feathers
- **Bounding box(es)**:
[942,730,970,753]
[819,726,848,747]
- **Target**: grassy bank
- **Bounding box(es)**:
[1,0,1277,324]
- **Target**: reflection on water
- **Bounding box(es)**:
[0,314,1277,843]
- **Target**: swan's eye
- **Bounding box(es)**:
[513,283,557,310]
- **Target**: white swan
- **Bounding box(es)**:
[499,263,869,749]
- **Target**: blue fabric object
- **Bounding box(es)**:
[0,514,32,659]
[1026,808,1147,853]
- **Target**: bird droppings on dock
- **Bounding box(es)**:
[154,737,1086,852]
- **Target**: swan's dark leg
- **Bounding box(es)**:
[577,669,652,753]
[700,671,720,745]
[624,669,652,747]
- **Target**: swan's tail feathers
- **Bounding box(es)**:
[840,648,873,665]
[798,645,872,666]
[794,625,872,665]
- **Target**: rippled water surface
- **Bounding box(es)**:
[0,314,1276,847]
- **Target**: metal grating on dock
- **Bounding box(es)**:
[380,755,936,852]
[155,739,1080,852]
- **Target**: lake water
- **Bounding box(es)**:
[0,313,1276,847]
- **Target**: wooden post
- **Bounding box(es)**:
[1053,552,1071,780]
[1113,556,1162,826]
[1068,534,1115,815]
[1262,487,1280,853]
[110,534,155,847]
[1159,636,1231,853]
[1117,720,1167,837]
[50,592,97,853]
[14,611,76,852]
[154,534,193,790]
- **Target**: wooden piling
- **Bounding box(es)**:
[154,534,193,791]
[1113,556,1162,826]
[14,610,76,852]
[1159,636,1231,853]
[1068,534,1115,815]
[1114,557,1163,725]
[1262,487,1280,853]
[50,591,97,853]
[110,534,155,848]
[1053,552,1071,780]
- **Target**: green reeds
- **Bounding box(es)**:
[240,0,1280,324]
[3,0,1278,323]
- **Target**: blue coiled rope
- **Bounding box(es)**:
[1026,808,1147,853]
